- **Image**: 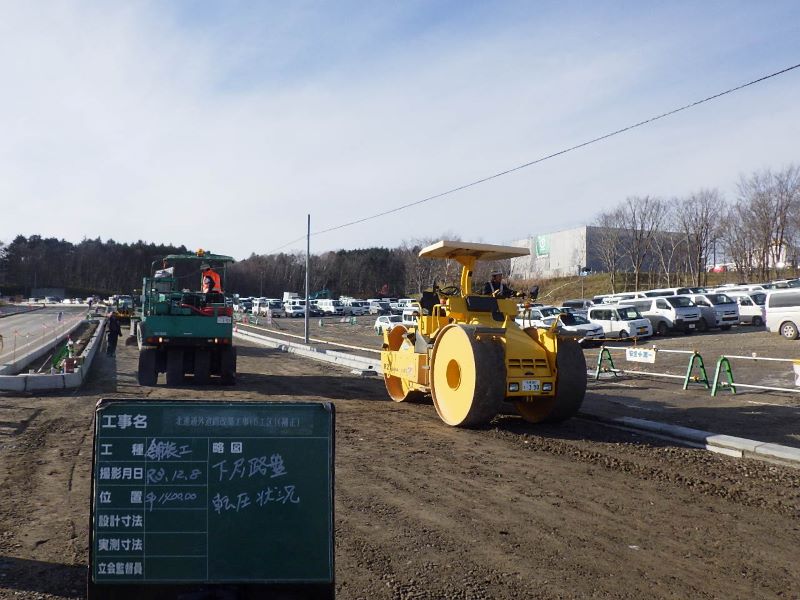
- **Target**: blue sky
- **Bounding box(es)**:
[1,1,799,259]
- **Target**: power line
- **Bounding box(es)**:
[268,61,800,253]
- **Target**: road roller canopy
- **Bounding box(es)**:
[419,241,530,261]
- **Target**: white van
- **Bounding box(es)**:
[765,290,800,339]
[727,293,765,326]
[316,299,344,316]
[619,296,701,335]
[587,305,653,339]
[560,299,594,316]
[642,288,678,297]
[401,303,422,326]
[267,299,285,317]
[342,299,368,316]
[252,297,269,316]
[602,292,646,304]
[687,293,739,331]
[284,298,306,318]
[368,300,391,315]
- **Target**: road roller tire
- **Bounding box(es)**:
[430,325,505,427]
[165,348,184,386]
[515,338,586,423]
[194,348,211,384]
[137,349,157,386]
[383,325,428,402]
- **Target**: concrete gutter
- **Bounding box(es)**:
[0,318,106,392]
[236,328,800,468]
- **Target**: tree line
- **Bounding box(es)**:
[2,164,797,298]
[592,165,800,292]
[0,236,188,297]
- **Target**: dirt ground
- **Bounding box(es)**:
[1,327,799,599]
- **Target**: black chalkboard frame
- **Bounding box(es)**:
[86,398,336,600]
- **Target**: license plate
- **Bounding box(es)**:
[521,380,541,392]
[217,316,232,324]
[688,323,695,329]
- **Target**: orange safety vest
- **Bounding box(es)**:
[202,269,222,293]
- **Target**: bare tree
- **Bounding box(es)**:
[619,196,667,290]
[737,166,800,278]
[719,201,759,280]
[592,211,625,293]
[675,188,726,286]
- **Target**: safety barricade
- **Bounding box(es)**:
[593,344,799,397]
[594,345,710,390]
[710,354,800,396]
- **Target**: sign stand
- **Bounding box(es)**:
[594,347,618,380]
[682,352,710,390]
[88,399,335,599]
[711,357,737,396]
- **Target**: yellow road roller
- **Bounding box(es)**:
[380,240,586,427]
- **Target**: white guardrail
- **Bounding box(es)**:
[0,317,106,392]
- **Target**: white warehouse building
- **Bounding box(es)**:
[509,225,670,280]
[509,226,638,280]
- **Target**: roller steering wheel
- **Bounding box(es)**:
[437,285,460,296]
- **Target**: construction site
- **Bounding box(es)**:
[1,241,799,599]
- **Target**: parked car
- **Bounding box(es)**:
[601,292,645,304]
[642,287,701,297]
[401,304,422,326]
[316,299,345,316]
[285,304,305,318]
[619,296,701,335]
[727,293,765,326]
[687,293,739,331]
[765,289,800,339]
[369,300,391,315]
[374,315,403,335]
[307,301,324,317]
[267,299,285,318]
[587,305,653,339]
[342,300,368,316]
[516,312,603,346]
[764,279,800,289]
[516,305,563,328]
[560,299,594,316]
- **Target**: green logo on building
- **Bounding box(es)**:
[534,235,550,257]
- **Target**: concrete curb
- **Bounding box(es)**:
[0,318,106,392]
[582,413,800,467]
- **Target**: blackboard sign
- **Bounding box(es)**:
[88,399,334,599]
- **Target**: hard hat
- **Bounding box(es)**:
[491,270,503,276]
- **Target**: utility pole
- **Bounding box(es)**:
[304,214,310,345]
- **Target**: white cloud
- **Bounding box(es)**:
[0,1,798,259]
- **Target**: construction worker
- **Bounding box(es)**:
[483,270,519,299]
[106,313,122,357]
[201,264,222,293]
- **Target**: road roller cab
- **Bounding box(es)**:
[380,240,586,427]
